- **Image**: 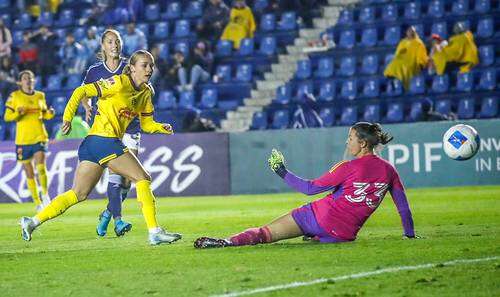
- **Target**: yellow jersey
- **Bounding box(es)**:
[63,74,170,139]
[4,90,54,145]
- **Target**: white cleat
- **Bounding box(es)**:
[20,217,36,241]
[149,228,182,246]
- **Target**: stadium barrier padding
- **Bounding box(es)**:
[0,119,498,202]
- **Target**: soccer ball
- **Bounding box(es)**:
[442,124,480,161]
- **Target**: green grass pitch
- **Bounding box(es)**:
[0,186,499,297]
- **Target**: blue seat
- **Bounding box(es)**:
[0,0,9,8]
[53,97,67,115]
[340,106,358,126]
[37,12,53,26]
[318,81,335,102]
[360,54,378,75]
[339,56,356,77]
[272,110,289,129]
[275,84,291,104]
[253,0,269,13]
[319,107,335,127]
[408,101,424,122]
[65,74,81,89]
[47,74,63,91]
[1,14,11,27]
[431,74,449,94]
[409,75,426,95]
[0,122,6,141]
[339,29,355,49]
[16,13,32,30]
[294,81,313,102]
[474,0,490,13]
[404,2,421,20]
[218,99,240,111]
[260,14,276,32]
[238,38,254,56]
[479,45,494,66]
[184,1,203,18]
[479,97,498,118]
[154,22,169,39]
[215,65,232,82]
[363,104,380,122]
[412,23,425,38]
[431,22,448,39]
[259,36,276,55]
[12,31,23,47]
[145,4,160,21]
[383,26,401,46]
[386,79,403,97]
[359,6,375,24]
[7,124,16,140]
[216,40,233,57]
[382,3,398,22]
[73,27,86,40]
[337,9,353,25]
[314,57,334,78]
[427,0,444,18]
[340,79,358,100]
[200,88,218,109]
[156,43,169,60]
[476,18,493,39]
[54,28,67,45]
[362,78,380,98]
[251,111,268,130]
[435,99,451,115]
[235,64,252,82]
[457,98,475,119]
[174,41,189,57]
[456,72,474,92]
[296,60,311,80]
[360,28,377,47]
[137,23,149,36]
[174,20,190,37]
[279,11,297,30]
[164,2,182,20]
[179,91,195,109]
[477,69,497,90]
[452,0,469,15]
[386,103,404,123]
[157,91,176,110]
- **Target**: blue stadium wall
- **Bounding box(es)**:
[0,119,498,203]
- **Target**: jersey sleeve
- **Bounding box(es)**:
[93,75,121,98]
[3,94,20,122]
[63,83,100,122]
[139,92,172,134]
[312,161,350,188]
[389,168,415,237]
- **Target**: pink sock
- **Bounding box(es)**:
[229,227,272,246]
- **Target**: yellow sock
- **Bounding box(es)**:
[35,190,79,224]
[136,180,159,229]
[27,178,41,205]
[36,164,48,196]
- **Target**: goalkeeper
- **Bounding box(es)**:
[195,122,417,248]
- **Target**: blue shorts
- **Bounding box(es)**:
[16,142,48,161]
[78,135,129,167]
[291,203,346,243]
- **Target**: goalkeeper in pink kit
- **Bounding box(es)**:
[195,122,416,248]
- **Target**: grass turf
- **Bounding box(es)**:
[0,186,499,297]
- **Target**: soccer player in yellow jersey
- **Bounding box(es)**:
[20,50,182,245]
[4,70,54,211]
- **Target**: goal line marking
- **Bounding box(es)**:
[212,256,499,297]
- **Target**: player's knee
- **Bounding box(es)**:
[72,189,89,202]
[130,171,151,183]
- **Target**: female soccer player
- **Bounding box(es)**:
[20,50,182,245]
[4,70,54,211]
[195,122,416,248]
[82,29,137,237]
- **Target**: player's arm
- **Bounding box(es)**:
[268,149,340,195]
[139,93,173,134]
[389,170,415,238]
[61,83,100,134]
[81,68,94,122]
[40,93,55,120]
[3,95,22,122]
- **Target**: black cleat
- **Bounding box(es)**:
[194,237,233,249]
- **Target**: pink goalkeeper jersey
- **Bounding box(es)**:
[309,154,406,241]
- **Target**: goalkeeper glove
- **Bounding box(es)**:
[268,148,287,178]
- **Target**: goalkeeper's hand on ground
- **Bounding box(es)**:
[268,148,287,178]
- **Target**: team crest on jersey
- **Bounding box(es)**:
[329,160,347,173]
[119,108,138,120]
[97,77,115,90]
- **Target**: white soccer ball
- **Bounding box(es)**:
[442,124,480,161]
